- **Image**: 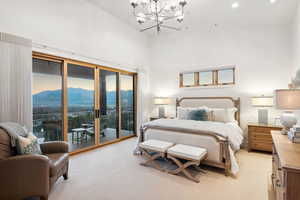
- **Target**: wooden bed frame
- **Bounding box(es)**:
[141,96,241,176]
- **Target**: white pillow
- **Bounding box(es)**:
[210,107,237,123]
[177,106,209,120]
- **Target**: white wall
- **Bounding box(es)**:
[0,0,151,131]
[292,3,300,73]
[291,3,300,119]
[149,25,293,134]
[0,0,150,70]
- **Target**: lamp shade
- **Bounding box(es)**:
[154,97,171,105]
[251,96,273,107]
[275,89,300,110]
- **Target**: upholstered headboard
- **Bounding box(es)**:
[176,97,241,125]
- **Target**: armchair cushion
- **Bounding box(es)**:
[46,153,69,177]
[40,141,69,154]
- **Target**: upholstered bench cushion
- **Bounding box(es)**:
[167,144,207,161]
[139,140,174,153]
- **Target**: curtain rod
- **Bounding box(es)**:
[32,42,140,72]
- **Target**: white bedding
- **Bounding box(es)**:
[136,119,244,175]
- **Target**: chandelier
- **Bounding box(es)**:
[130,0,187,33]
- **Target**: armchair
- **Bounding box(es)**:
[0,128,69,200]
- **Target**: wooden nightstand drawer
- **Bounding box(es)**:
[254,127,272,133]
[251,132,272,142]
[253,143,272,151]
[248,123,282,152]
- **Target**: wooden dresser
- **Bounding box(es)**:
[248,123,282,152]
[270,131,300,200]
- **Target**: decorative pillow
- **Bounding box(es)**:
[187,109,209,121]
[177,106,209,120]
[211,107,237,123]
[16,132,42,155]
[177,107,189,120]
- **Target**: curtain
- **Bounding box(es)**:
[0,33,33,130]
[133,67,150,154]
[136,67,150,136]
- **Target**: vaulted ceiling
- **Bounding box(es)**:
[88,0,299,34]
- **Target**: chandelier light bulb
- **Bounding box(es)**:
[130,0,139,8]
[179,0,187,7]
[136,13,146,24]
[170,4,177,10]
[177,14,184,22]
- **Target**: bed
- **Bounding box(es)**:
[137,97,243,176]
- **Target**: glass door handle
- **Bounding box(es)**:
[95,109,100,118]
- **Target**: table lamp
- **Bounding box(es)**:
[154,97,171,118]
[252,96,274,124]
[275,89,300,134]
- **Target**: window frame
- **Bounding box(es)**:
[216,68,235,85]
[179,66,235,88]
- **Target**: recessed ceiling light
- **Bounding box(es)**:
[270,0,277,4]
[232,2,240,9]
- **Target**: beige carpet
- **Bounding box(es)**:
[49,138,271,200]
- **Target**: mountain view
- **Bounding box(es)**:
[33,88,133,107]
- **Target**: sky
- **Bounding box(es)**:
[32,73,133,95]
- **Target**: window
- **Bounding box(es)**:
[217,68,235,85]
[199,71,213,86]
[182,73,195,87]
[120,74,135,137]
[99,70,118,143]
[32,58,63,142]
[180,67,235,88]
[67,64,95,151]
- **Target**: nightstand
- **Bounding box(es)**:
[248,123,282,152]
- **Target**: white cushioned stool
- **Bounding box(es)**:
[167,144,207,183]
[139,139,174,171]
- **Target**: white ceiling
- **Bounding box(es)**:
[87,0,299,33]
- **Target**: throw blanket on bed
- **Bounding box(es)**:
[0,122,29,147]
[135,119,244,175]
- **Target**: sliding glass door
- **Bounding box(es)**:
[32,53,137,153]
[99,70,118,143]
[120,74,135,137]
[32,58,63,143]
[67,64,95,151]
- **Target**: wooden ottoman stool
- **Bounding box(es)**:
[139,139,174,171]
[167,144,207,183]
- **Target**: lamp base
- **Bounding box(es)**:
[280,112,297,135]
[158,106,165,118]
[258,109,268,125]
